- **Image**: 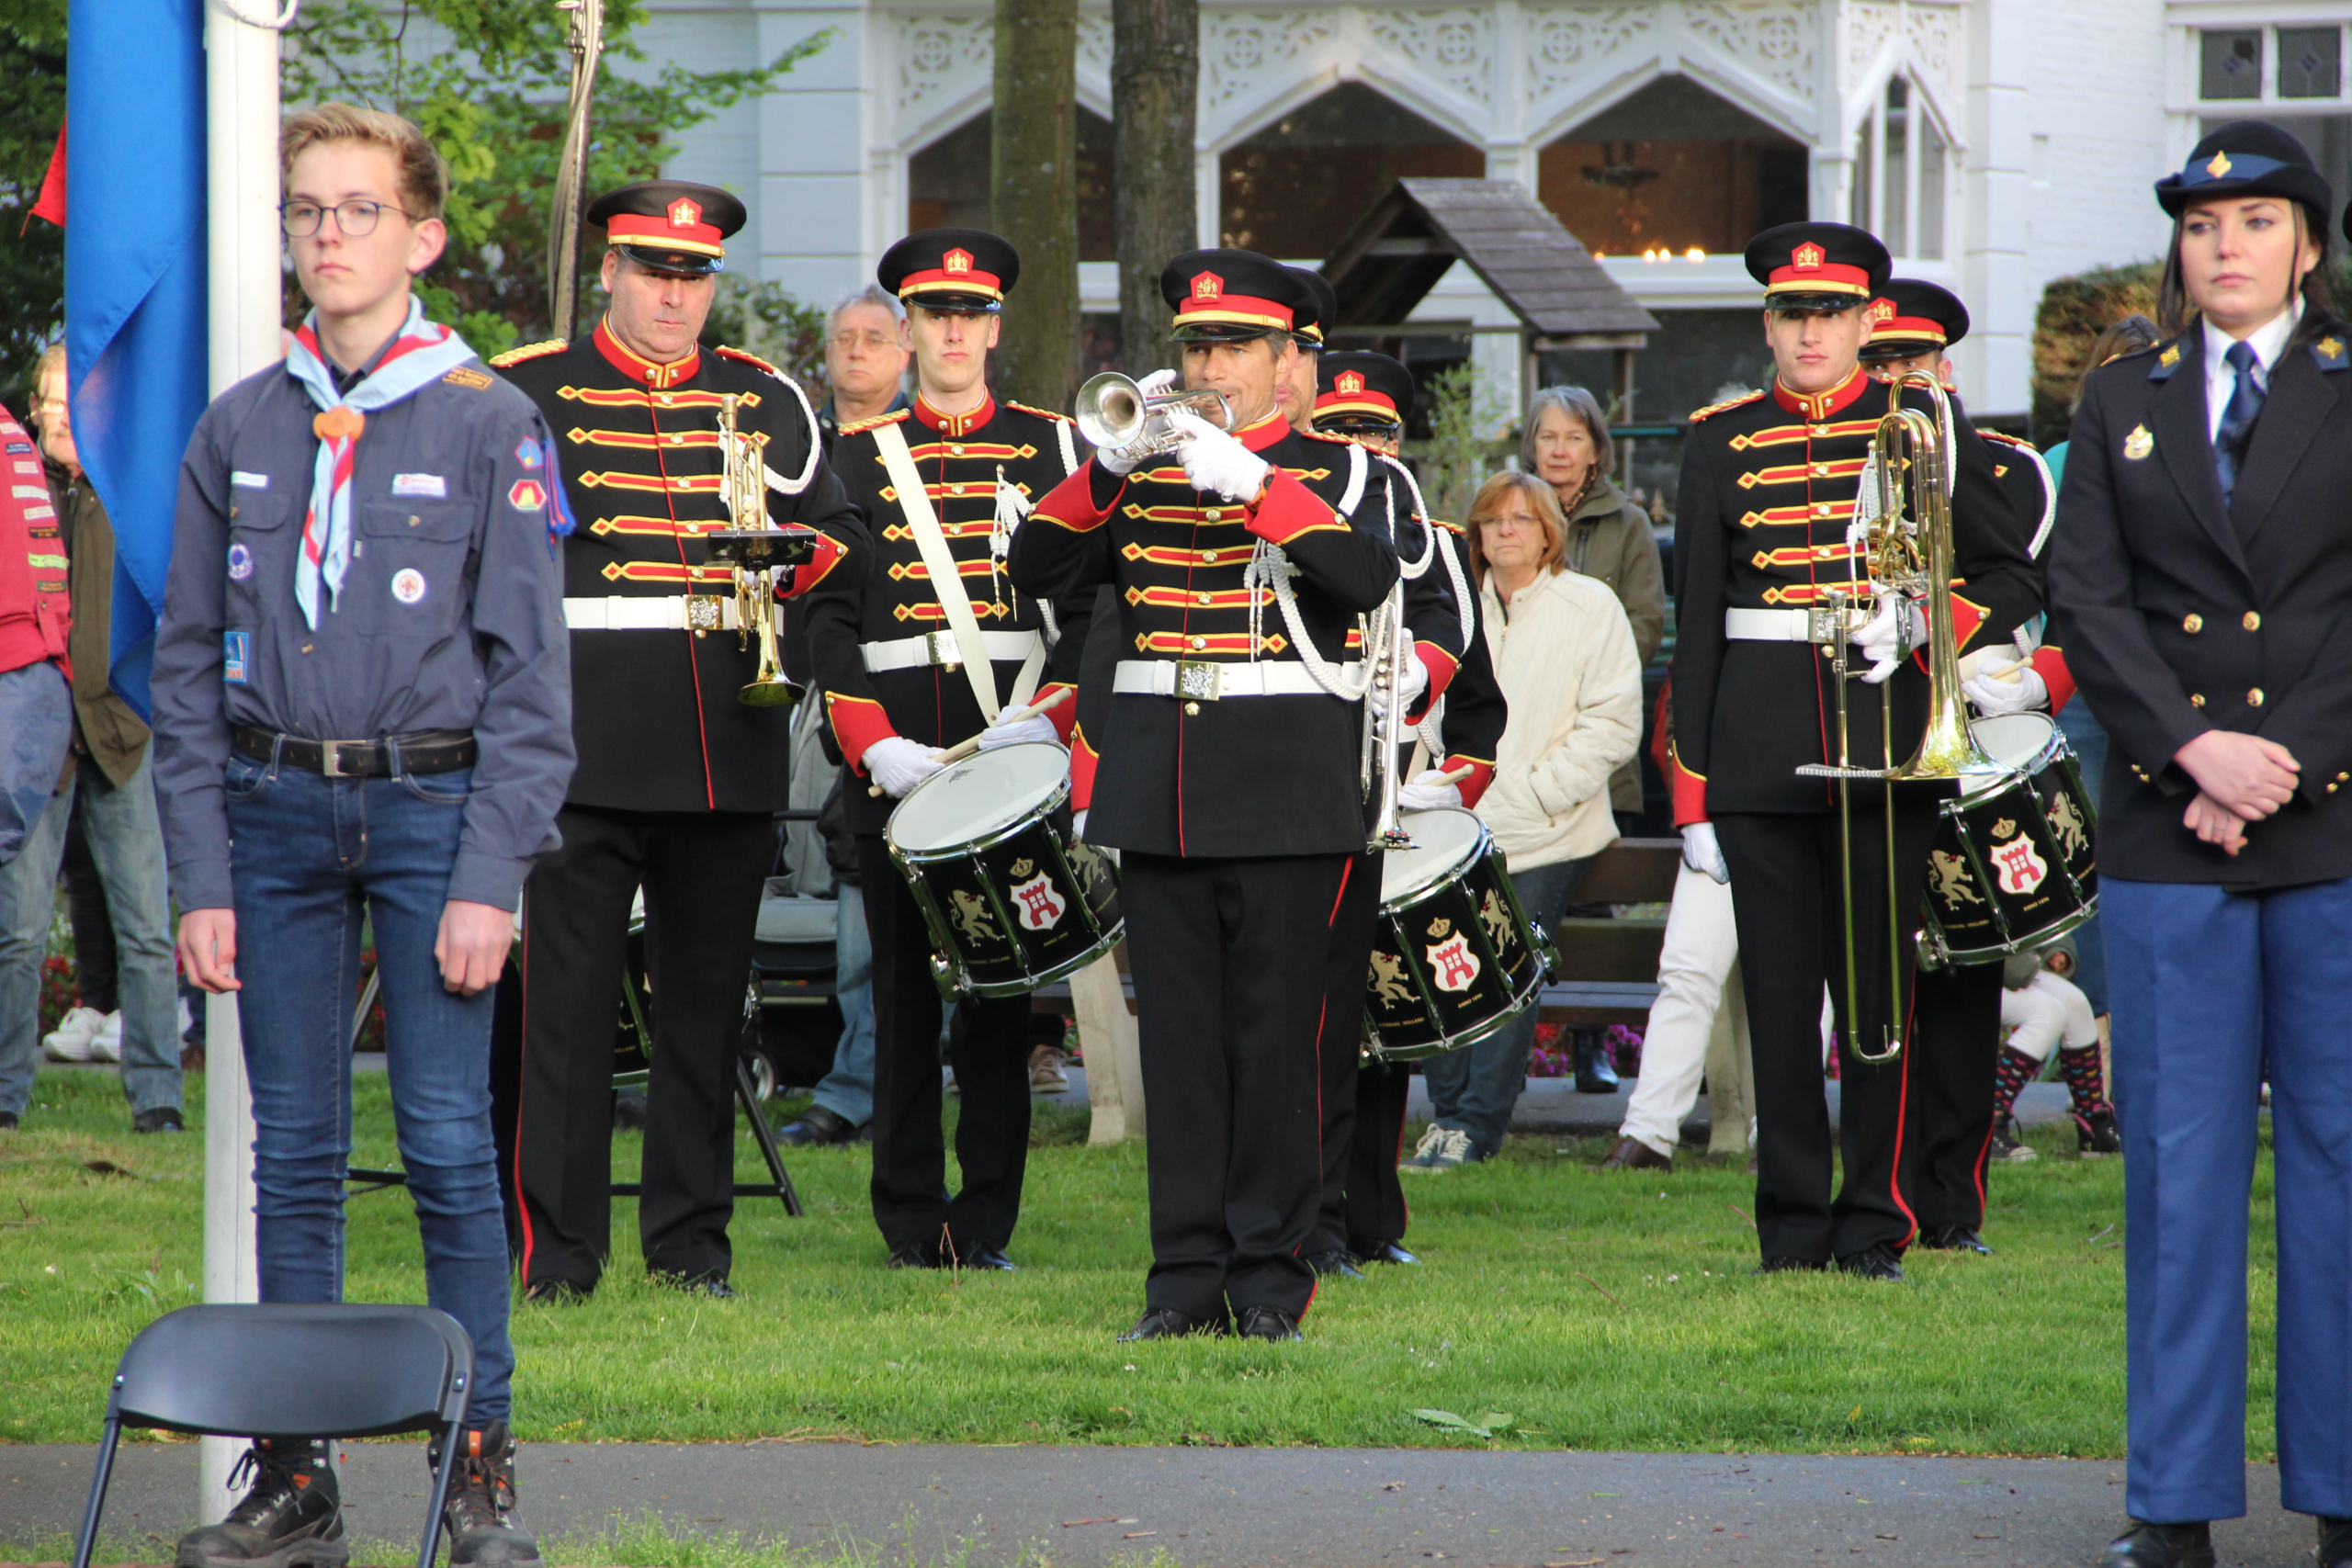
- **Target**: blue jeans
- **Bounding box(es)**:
[2106,874,2352,1523]
[809,881,876,1127]
[2053,701,2110,1014]
[1422,854,1589,1156]
[224,752,514,1422]
[0,751,182,1119]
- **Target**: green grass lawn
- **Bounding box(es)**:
[0,1064,2271,1461]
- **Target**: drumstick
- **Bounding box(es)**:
[1435,763,1473,785]
[867,686,1074,796]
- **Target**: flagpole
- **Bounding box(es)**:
[198,0,288,1525]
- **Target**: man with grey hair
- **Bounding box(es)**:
[816,284,910,453]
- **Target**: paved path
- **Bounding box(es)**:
[1,1442,2318,1568]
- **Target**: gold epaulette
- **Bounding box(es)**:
[840,408,912,436]
[1980,429,2038,452]
[1004,399,1072,424]
[1299,428,1358,446]
[715,344,786,378]
[1431,516,1464,535]
[1688,389,1766,423]
[487,338,566,368]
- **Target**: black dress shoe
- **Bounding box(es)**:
[1838,1244,1905,1282]
[1236,1305,1302,1341]
[956,1244,1017,1271]
[776,1102,859,1146]
[1573,1030,1621,1094]
[2098,1520,2213,1568]
[2319,1515,2352,1568]
[523,1278,591,1305]
[1119,1306,1227,1341]
[1349,1237,1420,1266]
[1306,1249,1363,1280]
[1757,1256,1826,1274]
[1596,1134,1671,1172]
[132,1106,186,1134]
[888,1242,944,1269]
[1915,1223,1992,1254]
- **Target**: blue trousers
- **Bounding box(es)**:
[2105,874,2352,1523]
[809,881,876,1127]
[1423,854,1589,1157]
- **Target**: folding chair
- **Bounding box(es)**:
[74,1303,474,1568]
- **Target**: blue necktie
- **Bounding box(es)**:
[2215,338,2266,507]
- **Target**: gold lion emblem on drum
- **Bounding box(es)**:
[2047,793,2089,860]
[1368,950,1415,1006]
[1479,889,1513,951]
[1930,849,1983,908]
[950,888,1001,943]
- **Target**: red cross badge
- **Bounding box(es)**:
[668,197,702,230]
[1792,242,1825,271]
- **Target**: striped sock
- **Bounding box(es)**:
[1992,1046,2040,1122]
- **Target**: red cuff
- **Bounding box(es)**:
[1035,682,1080,745]
[2030,646,2075,714]
[1442,754,1494,809]
[1949,591,1988,654]
[1244,468,1346,547]
[1069,724,1102,811]
[1035,465,1117,533]
[778,534,848,598]
[1668,746,1708,826]
[1405,641,1458,726]
[824,693,897,774]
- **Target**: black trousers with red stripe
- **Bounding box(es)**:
[1311,852,1396,1256]
[1903,961,2004,1235]
[509,805,775,1292]
[1714,800,1935,1265]
[1122,849,1354,1323]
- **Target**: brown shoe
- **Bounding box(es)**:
[1596,1134,1672,1172]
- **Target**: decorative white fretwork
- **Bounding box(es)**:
[895,11,993,125]
[1682,0,1818,103]
[1203,9,1341,109]
[1362,8,1497,105]
[1902,3,1959,105]
[1525,6,1665,104]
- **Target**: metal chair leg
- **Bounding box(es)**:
[72,1416,119,1568]
[737,1051,803,1217]
[418,1420,463,1568]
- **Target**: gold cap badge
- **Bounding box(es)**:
[1792,242,1825,271]
[668,197,702,229]
[944,248,974,276]
[1191,272,1224,301]
[1336,369,1364,394]
[2207,151,2233,179]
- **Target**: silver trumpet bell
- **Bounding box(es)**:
[1073,371,1233,459]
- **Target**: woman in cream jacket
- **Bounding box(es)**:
[1406,470,1644,1171]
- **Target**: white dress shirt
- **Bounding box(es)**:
[2203,297,2301,445]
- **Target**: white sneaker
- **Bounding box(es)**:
[1400,1124,1476,1173]
[42,1005,107,1063]
[89,1011,124,1064]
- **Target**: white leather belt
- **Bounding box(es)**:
[564,594,740,632]
[860,628,1043,673]
[1724,606,1866,644]
[1112,658,1362,701]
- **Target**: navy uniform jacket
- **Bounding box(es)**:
[801,392,1096,837]
[1010,413,1401,857]
[2048,318,2352,888]
[492,321,863,815]
[1668,367,2041,819]
[153,349,573,913]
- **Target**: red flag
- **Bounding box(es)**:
[28,118,65,229]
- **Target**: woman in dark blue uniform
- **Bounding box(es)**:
[2049,121,2352,1568]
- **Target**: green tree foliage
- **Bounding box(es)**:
[701,273,830,393]
[2029,260,2159,448]
[283,0,831,355]
[0,0,67,412]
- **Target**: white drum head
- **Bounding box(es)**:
[1379,808,1487,905]
[1970,712,2056,770]
[888,743,1069,853]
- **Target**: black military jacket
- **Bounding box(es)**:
[1417,520,1505,801]
[1010,412,1401,857]
[493,321,861,814]
[2050,318,2352,888]
[802,391,1094,836]
[1668,366,2040,818]
[1983,429,2055,558]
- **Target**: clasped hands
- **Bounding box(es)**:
[2174,728,2301,856]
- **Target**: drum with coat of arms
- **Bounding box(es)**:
[1362,807,1556,1060]
[1919,712,2098,965]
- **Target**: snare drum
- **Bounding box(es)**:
[1919,711,2098,965]
[1362,808,1556,1061]
[885,742,1122,998]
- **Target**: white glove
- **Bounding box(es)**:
[1962,656,2049,716]
[1851,594,1927,685]
[1093,370,1179,475]
[863,736,944,798]
[976,704,1059,751]
[1680,822,1730,885]
[1396,769,1463,812]
[1166,410,1270,502]
[1368,634,1430,717]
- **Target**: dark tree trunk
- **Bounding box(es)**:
[1112,0,1199,378]
[990,0,1080,413]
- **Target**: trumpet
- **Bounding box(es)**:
[1074,371,1232,459]
[1795,371,2007,1064]
[707,392,818,708]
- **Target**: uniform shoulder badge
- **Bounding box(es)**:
[2313,333,2349,371]
[2146,340,2184,380]
[714,344,788,379]
[840,408,912,436]
[441,365,493,390]
[1688,389,1765,423]
[486,338,566,368]
[1299,428,1357,446]
[1003,399,1073,424]
[1980,429,2037,453]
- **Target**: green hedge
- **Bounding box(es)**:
[2029,261,2161,448]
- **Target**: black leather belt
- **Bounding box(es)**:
[233,727,478,778]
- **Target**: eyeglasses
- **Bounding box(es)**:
[830,331,898,352]
[280,199,413,238]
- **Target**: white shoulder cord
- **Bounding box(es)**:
[761,370,822,496]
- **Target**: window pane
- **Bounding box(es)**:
[1850,115,1873,229]
[2201,30,2263,99]
[2280,27,2340,98]
[1918,114,1947,260]
[1883,79,1909,257]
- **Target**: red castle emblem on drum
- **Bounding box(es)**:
[1426,932,1481,993]
[1990,835,2049,897]
[1011,870,1067,931]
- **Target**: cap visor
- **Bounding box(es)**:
[1764,290,1869,314]
[901,288,1003,313]
[1171,321,1282,344]
[616,243,723,276]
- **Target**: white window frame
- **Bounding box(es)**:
[1851,72,1955,263]
[2182,20,2352,107]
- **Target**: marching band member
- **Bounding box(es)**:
[493,181,860,1302]
[1669,221,2040,1280]
[1011,251,1402,1341]
[801,229,1092,1271]
[2051,123,2352,1568]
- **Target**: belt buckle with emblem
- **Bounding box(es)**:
[925,629,963,670]
[684,593,727,637]
[1806,605,1852,646]
[1173,660,1222,702]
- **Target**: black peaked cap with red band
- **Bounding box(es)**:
[1860,278,1970,361]
[1744,221,1891,312]
[1162,249,1316,343]
[588,180,746,276]
[879,228,1021,313]
[1289,265,1340,346]
[1314,351,1414,429]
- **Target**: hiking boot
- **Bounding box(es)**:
[1400,1124,1476,1173]
[175,1440,345,1568]
[429,1422,543,1568]
[2077,1107,2122,1156]
[1990,1116,2037,1163]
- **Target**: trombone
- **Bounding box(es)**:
[1362,581,1416,851]
[1795,371,2007,1064]
[1074,371,1232,459]
[707,392,817,707]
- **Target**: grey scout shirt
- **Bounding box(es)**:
[152,350,574,915]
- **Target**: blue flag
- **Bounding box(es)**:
[67,0,208,721]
